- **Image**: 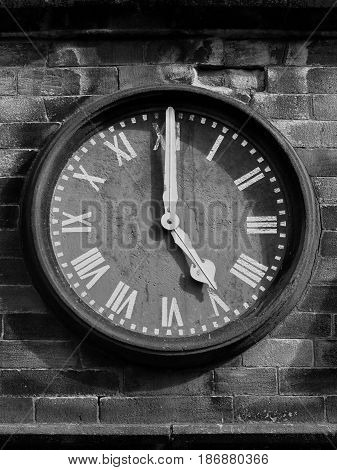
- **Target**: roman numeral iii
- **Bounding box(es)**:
[246,216,277,234]
[106,281,138,319]
[230,253,268,288]
[62,211,92,233]
[162,297,183,327]
[71,247,110,289]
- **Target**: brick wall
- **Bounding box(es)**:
[0,34,337,445]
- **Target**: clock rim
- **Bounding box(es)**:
[21,85,320,366]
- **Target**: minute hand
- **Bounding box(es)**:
[171,227,217,290]
[162,106,178,226]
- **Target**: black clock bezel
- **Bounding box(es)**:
[22,85,320,367]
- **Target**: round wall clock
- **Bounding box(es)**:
[23,86,319,366]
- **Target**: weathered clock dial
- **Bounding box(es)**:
[23,86,319,366]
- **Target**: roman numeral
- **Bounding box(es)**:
[106,281,138,319]
[71,247,110,289]
[62,211,92,233]
[246,216,278,234]
[206,135,224,161]
[208,290,230,316]
[104,132,137,166]
[230,253,268,288]
[152,122,180,151]
[161,297,183,327]
[234,167,264,191]
[73,165,106,191]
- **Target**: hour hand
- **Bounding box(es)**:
[161,106,179,230]
[171,226,217,290]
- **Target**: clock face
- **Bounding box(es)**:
[23,87,318,365]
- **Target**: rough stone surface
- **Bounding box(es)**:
[100,396,233,424]
[235,396,324,423]
[242,339,314,367]
[214,367,277,395]
[36,397,98,423]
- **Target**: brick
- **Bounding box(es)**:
[44,96,99,122]
[308,68,337,93]
[36,397,98,423]
[0,259,30,285]
[0,369,121,396]
[100,396,233,424]
[315,340,337,366]
[268,67,337,94]
[313,178,337,202]
[271,120,322,147]
[214,367,277,395]
[295,149,337,177]
[221,40,285,67]
[0,205,19,229]
[243,339,313,367]
[0,178,23,204]
[79,342,126,369]
[0,123,59,148]
[271,311,331,338]
[234,396,324,423]
[124,366,213,395]
[0,340,80,368]
[0,398,33,424]
[0,97,47,123]
[213,355,243,367]
[0,286,47,312]
[299,286,337,313]
[48,39,285,67]
[286,40,337,66]
[326,396,337,423]
[0,231,22,257]
[267,67,309,93]
[313,258,337,284]
[18,68,118,96]
[197,69,264,92]
[0,42,47,66]
[313,95,337,120]
[321,205,337,229]
[0,150,36,177]
[320,231,337,256]
[0,70,16,95]
[279,368,337,395]
[119,65,194,89]
[4,313,71,340]
[251,94,311,119]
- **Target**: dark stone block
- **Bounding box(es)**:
[36,397,98,423]
[299,286,337,313]
[4,313,71,340]
[214,367,277,395]
[235,396,324,423]
[0,397,34,424]
[280,368,337,395]
[0,369,121,396]
[100,396,233,424]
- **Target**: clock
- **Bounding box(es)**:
[22,86,319,366]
